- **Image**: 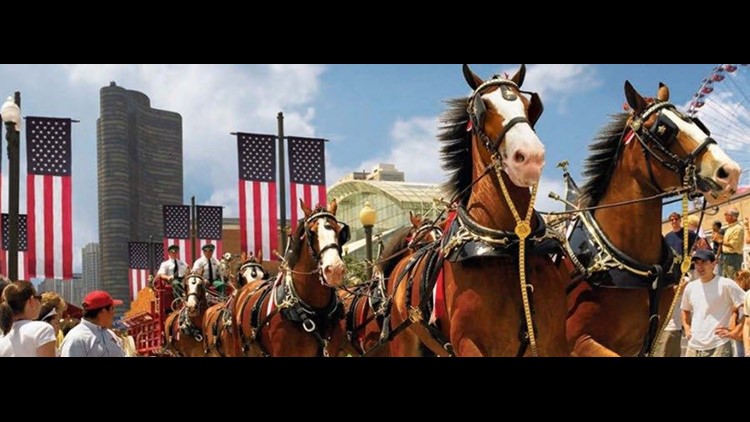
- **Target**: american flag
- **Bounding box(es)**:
[237,133,278,260]
[128,241,150,301]
[288,136,327,231]
[26,117,73,279]
[163,205,191,263]
[151,242,164,275]
[196,205,223,257]
[0,214,28,280]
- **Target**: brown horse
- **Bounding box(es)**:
[233,199,349,357]
[565,81,741,357]
[164,274,209,357]
[386,64,570,357]
[343,212,443,356]
[203,251,271,357]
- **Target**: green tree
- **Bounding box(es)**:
[343,253,367,286]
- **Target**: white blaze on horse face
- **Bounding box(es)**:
[315,217,346,286]
[484,88,546,188]
[186,277,200,310]
[664,109,740,199]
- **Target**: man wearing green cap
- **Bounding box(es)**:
[156,245,189,299]
[192,244,226,295]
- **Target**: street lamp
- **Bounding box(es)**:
[359,201,377,280]
[1,93,20,281]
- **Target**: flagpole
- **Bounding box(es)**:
[277,112,287,258]
[191,195,197,265]
[148,235,154,284]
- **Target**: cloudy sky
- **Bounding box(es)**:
[0,64,745,272]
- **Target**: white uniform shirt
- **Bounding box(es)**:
[192,256,223,281]
[157,258,189,279]
[0,320,56,357]
[681,275,746,351]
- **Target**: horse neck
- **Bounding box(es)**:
[465,140,532,231]
[291,247,333,309]
[593,161,664,264]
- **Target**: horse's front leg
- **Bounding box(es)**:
[571,334,620,357]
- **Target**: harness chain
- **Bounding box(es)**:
[494,157,540,357]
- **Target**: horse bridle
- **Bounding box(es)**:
[184,275,206,313]
[467,77,544,154]
[407,220,443,249]
[628,101,717,193]
[238,261,270,284]
[303,211,350,286]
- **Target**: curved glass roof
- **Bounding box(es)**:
[328,180,445,205]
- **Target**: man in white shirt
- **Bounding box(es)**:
[60,290,126,357]
[192,244,225,295]
[156,244,189,299]
[681,249,746,357]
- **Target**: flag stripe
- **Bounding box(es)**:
[253,181,262,257]
[62,176,73,279]
[26,175,36,278]
[268,182,278,259]
[239,179,248,254]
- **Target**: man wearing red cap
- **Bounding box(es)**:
[60,291,126,357]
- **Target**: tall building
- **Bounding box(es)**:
[82,243,100,294]
[97,82,183,311]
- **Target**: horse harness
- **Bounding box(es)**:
[566,208,682,356]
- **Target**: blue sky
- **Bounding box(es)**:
[0,64,744,272]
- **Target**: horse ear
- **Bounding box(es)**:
[511,64,526,88]
[257,249,263,263]
[240,251,247,262]
[463,64,483,90]
[300,198,313,217]
[328,198,338,215]
[657,82,670,102]
[624,81,647,114]
[409,212,419,228]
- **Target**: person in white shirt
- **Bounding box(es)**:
[60,290,126,357]
[652,275,689,357]
[192,244,225,295]
[0,280,56,357]
[682,249,746,357]
[156,244,189,299]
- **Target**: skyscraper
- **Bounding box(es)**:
[82,242,100,295]
[97,82,182,310]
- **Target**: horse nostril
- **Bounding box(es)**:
[716,165,730,180]
[514,151,526,164]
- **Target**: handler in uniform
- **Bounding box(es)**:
[156,244,189,299]
[192,244,226,295]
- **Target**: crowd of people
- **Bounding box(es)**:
[654,207,750,357]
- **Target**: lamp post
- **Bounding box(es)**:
[359,201,377,281]
[1,93,20,282]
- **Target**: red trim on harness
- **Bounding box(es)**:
[623,129,636,146]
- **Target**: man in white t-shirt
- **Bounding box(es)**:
[681,249,746,357]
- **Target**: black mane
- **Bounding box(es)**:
[579,113,630,207]
[439,97,473,205]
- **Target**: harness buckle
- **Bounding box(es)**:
[302,319,316,333]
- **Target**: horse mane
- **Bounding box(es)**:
[439,97,473,205]
[379,226,415,278]
[579,113,630,207]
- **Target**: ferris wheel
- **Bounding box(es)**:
[686,64,750,183]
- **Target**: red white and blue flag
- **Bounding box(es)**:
[196,205,223,257]
[0,214,28,280]
[26,117,73,279]
[288,136,327,231]
[128,241,150,301]
[237,133,278,260]
[163,205,191,263]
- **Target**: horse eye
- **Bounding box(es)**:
[324,222,333,230]
[251,270,257,278]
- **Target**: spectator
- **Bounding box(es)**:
[728,270,750,356]
[711,220,725,275]
[36,292,67,342]
[60,318,79,337]
[721,208,743,279]
[665,212,697,260]
[682,250,746,357]
[60,291,125,357]
[0,281,56,357]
